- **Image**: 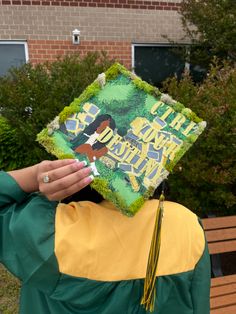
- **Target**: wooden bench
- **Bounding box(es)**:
[202,215,236,314]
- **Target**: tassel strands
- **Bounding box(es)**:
[141,193,165,312]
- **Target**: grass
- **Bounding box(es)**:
[0,264,20,314]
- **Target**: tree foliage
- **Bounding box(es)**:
[180,0,236,66]
[0,52,113,170]
[162,61,236,216]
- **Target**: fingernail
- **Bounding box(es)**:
[75,159,87,167]
[88,174,94,181]
[82,160,87,167]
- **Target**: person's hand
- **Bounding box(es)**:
[37,159,93,201]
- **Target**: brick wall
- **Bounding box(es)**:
[0,0,185,68]
[28,39,131,68]
[1,0,181,10]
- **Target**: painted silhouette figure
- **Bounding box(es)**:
[72,114,116,175]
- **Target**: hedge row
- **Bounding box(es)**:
[0,52,113,170]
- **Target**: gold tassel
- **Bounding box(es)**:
[141,193,165,312]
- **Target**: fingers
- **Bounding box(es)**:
[37,159,95,201]
[40,166,92,196]
[38,159,86,183]
[38,159,78,173]
[47,175,94,201]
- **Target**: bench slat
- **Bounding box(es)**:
[208,240,236,254]
[211,304,236,314]
[211,274,236,287]
[205,216,236,313]
[205,228,236,242]
[210,283,236,297]
[202,216,236,230]
[210,293,236,309]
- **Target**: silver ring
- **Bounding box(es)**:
[43,174,50,183]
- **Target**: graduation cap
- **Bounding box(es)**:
[37,63,206,311]
[38,62,206,216]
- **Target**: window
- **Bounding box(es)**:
[0,41,29,77]
[132,44,206,87]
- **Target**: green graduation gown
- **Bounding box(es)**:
[0,171,210,314]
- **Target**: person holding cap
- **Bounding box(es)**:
[0,158,210,314]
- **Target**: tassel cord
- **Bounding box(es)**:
[141,194,164,312]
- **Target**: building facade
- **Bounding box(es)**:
[0,0,187,84]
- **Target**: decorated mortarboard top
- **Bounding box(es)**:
[37,63,206,217]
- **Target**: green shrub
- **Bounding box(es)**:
[0,52,113,170]
[180,0,236,67]
[162,61,236,217]
[0,115,50,170]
